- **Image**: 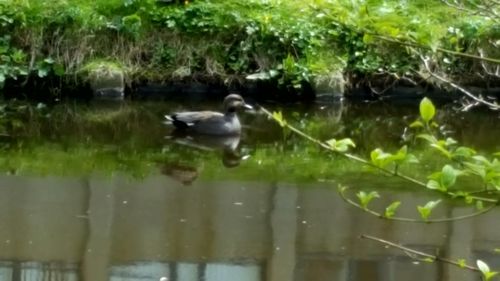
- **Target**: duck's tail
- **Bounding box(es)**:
[163,115,174,125]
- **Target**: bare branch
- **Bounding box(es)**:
[479,48,500,78]
[419,55,500,110]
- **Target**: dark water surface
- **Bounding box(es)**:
[0,99,499,281]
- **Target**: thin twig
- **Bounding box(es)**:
[361,234,480,271]
[373,35,500,65]
[440,0,500,24]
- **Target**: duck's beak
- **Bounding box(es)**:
[243,103,253,110]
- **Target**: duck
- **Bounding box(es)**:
[164,94,252,135]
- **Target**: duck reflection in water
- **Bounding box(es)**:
[161,132,247,185]
[170,132,244,167]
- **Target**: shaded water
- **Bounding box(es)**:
[0,99,499,281]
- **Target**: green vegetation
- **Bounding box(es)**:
[0,98,496,184]
[0,0,498,100]
[269,97,500,207]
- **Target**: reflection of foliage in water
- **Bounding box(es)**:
[0,101,497,186]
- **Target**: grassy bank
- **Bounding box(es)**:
[0,0,499,100]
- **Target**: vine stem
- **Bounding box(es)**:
[360,234,480,272]
[338,186,497,223]
[257,105,498,204]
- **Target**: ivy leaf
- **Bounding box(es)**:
[419,97,435,123]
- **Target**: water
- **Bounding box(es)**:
[0,99,499,281]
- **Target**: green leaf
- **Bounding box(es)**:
[37,68,48,78]
[445,137,458,146]
[477,260,498,281]
[327,138,356,152]
[43,57,55,64]
[476,200,484,210]
[384,201,401,218]
[363,33,374,44]
[370,148,394,168]
[426,179,445,191]
[485,272,499,281]
[473,155,492,166]
[452,147,476,160]
[441,165,458,188]
[419,97,435,123]
[424,200,441,210]
[356,191,379,209]
[464,162,487,179]
[391,145,419,165]
[457,259,466,268]
[417,200,441,221]
[430,144,452,159]
[417,133,437,144]
[338,185,348,193]
[409,120,424,128]
[417,205,431,221]
[53,63,65,76]
[272,111,286,127]
[370,148,382,166]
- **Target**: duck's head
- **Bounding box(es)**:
[223,94,253,113]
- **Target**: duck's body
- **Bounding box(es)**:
[165,94,251,136]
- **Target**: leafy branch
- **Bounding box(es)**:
[338,185,497,223]
[258,101,499,205]
[259,97,500,224]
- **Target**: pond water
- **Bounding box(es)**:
[0,98,499,281]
